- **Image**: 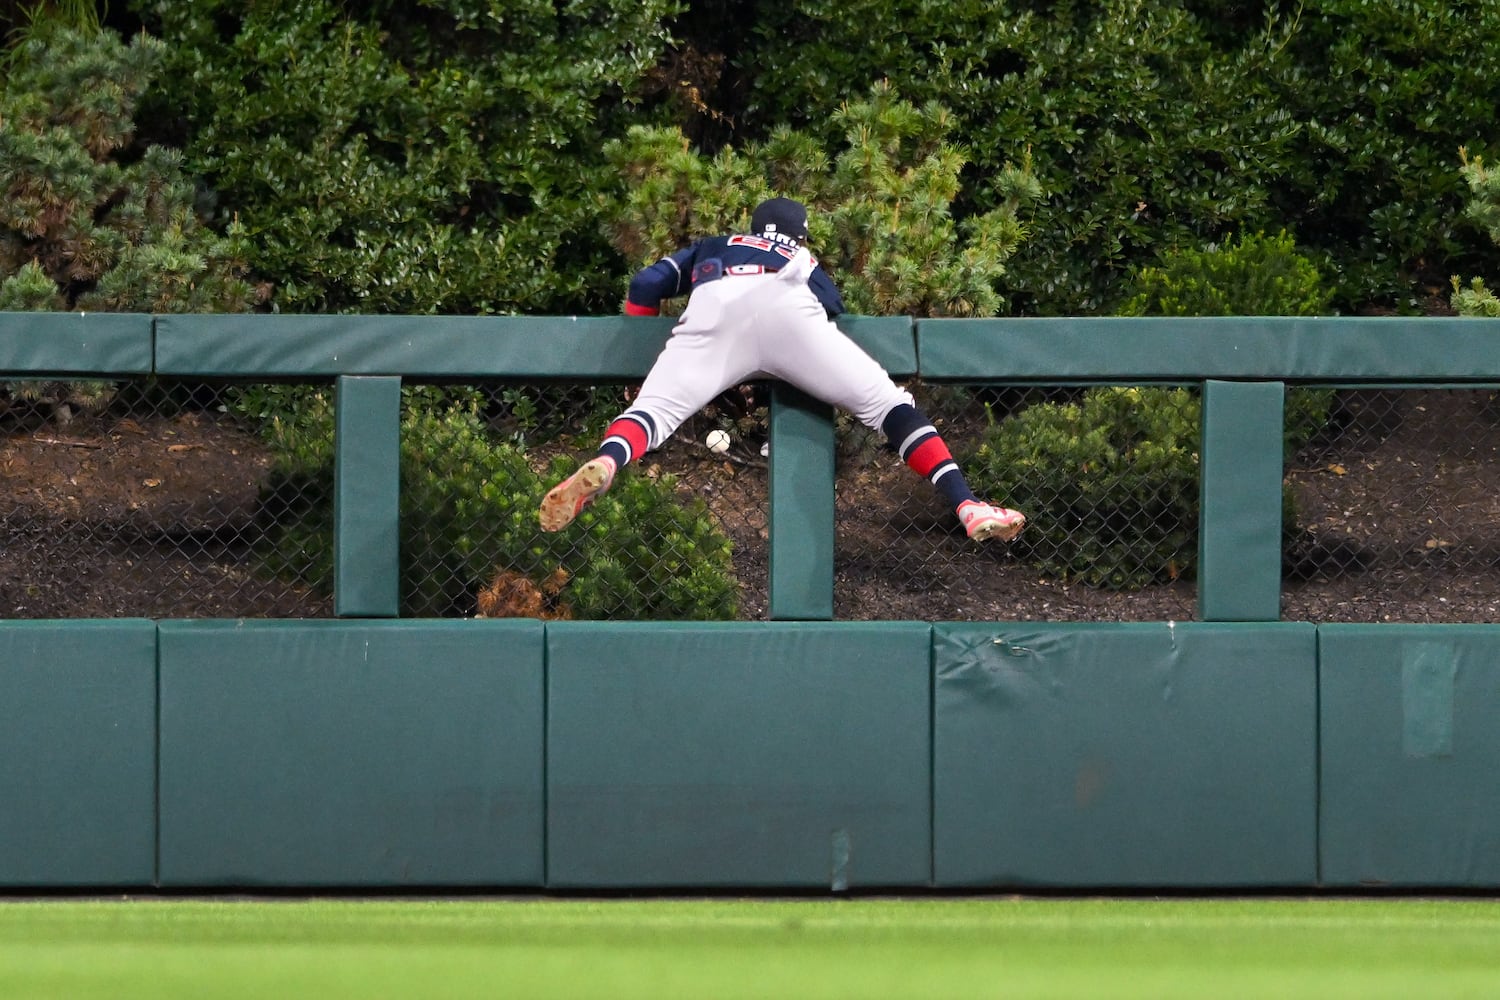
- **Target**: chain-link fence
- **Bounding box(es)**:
[1283,386,1500,623]
[835,383,1200,623]
[0,378,333,618]
[6,376,1500,623]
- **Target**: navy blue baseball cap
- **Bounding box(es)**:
[751,197,809,243]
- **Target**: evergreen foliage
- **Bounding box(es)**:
[1460,149,1500,248]
[0,24,254,312]
[971,386,1200,590]
[100,1,1500,316]
[401,393,737,620]
[0,22,255,420]
[1121,231,1332,319]
[1120,228,1335,453]
[1451,278,1500,319]
[1452,148,1500,318]
[116,1,742,620]
[605,83,1041,318]
[4,3,1495,616]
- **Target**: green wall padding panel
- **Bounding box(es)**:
[917,316,1500,381]
[157,620,545,887]
[769,385,835,620]
[831,316,917,375]
[547,622,932,888]
[933,622,1317,887]
[1320,625,1500,887]
[1198,380,1284,621]
[334,375,401,617]
[0,312,151,374]
[154,314,674,377]
[153,313,912,378]
[0,621,156,887]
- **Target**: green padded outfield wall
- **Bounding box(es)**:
[156,620,545,887]
[932,622,1318,887]
[546,622,933,889]
[0,620,157,887]
[1320,625,1500,887]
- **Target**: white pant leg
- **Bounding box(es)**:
[627,278,767,449]
[755,279,912,430]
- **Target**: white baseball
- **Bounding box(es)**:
[705,429,731,454]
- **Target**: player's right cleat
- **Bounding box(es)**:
[539,457,616,532]
[958,499,1026,542]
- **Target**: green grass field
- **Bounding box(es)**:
[1,896,1498,999]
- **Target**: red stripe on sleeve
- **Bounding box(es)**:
[624,301,660,316]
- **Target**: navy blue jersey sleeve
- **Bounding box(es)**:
[809,266,846,318]
[625,245,697,314]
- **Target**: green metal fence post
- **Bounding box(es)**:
[1198,379,1284,621]
[768,384,836,620]
[334,375,402,618]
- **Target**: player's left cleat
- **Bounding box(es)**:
[958,499,1026,542]
[539,457,616,532]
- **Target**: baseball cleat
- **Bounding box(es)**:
[539,457,616,532]
[958,499,1026,542]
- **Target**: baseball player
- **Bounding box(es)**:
[539,197,1026,542]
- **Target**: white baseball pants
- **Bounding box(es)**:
[627,268,913,450]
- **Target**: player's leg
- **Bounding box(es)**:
[540,283,759,532]
[877,401,1026,541]
[760,285,1025,541]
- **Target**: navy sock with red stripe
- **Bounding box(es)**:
[880,403,977,510]
[598,411,655,469]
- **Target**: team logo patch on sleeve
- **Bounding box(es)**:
[692,258,723,284]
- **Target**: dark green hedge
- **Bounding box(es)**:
[129,0,683,315]
[116,0,1500,316]
[736,0,1500,314]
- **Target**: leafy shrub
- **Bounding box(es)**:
[969,387,1200,590]
[1270,1,1500,307]
[406,396,738,620]
[605,83,1039,465]
[735,1,1306,313]
[245,386,739,620]
[969,230,1338,589]
[1121,231,1333,319]
[1121,229,1335,453]
[548,456,739,620]
[132,0,682,315]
